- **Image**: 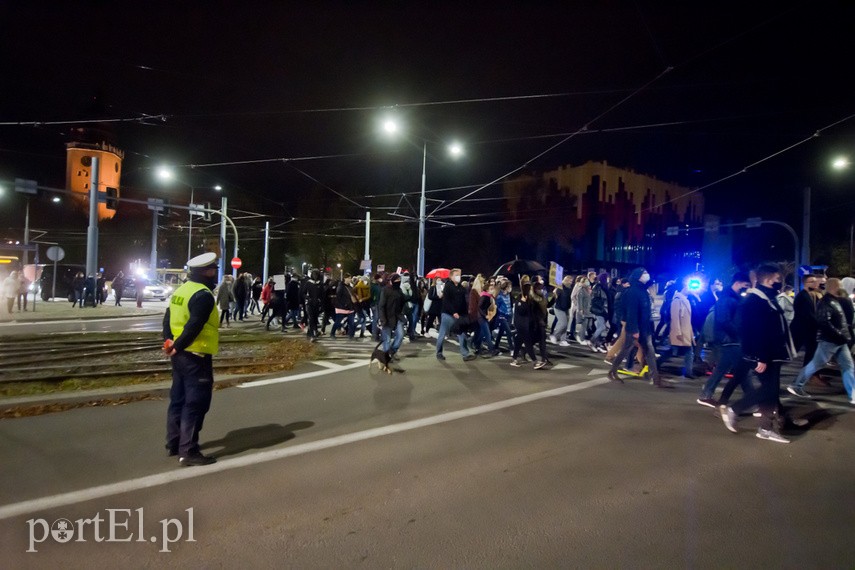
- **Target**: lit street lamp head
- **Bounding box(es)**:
[448,142,464,158]
[214,185,223,191]
[382,118,399,136]
[832,156,850,170]
[156,165,174,181]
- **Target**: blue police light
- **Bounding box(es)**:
[688,278,702,290]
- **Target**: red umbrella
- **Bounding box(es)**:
[426,268,450,279]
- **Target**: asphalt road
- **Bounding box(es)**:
[1,334,853,568]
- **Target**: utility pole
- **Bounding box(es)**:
[219,196,227,283]
[364,210,371,275]
[150,210,159,273]
[417,142,427,278]
[85,156,100,279]
[263,221,270,282]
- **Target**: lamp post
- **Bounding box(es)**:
[381,118,463,277]
[156,166,222,264]
[832,155,853,276]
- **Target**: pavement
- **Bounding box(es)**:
[1,331,854,567]
[0,295,164,324]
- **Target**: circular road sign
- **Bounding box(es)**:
[231,257,242,270]
[46,246,65,262]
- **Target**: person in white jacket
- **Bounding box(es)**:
[3,270,20,314]
[661,278,696,379]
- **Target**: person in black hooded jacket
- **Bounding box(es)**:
[607,267,668,388]
[720,264,800,443]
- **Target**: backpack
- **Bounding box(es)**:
[702,307,716,345]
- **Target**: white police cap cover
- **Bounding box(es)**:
[187,252,218,269]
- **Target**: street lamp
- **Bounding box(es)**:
[336,262,342,280]
[832,156,850,170]
[155,166,223,263]
[380,118,464,277]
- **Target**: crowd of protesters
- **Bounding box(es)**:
[218,263,854,445]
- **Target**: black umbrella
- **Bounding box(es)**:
[493,259,547,277]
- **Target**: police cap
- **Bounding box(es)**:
[187,252,218,269]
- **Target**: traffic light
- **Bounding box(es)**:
[105,187,118,210]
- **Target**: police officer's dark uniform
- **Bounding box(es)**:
[162,252,220,466]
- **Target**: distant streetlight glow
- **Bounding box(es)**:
[52,196,61,203]
[449,142,464,158]
[214,184,223,191]
[832,156,850,170]
[383,118,399,135]
[156,165,174,181]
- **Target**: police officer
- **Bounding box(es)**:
[162,252,220,466]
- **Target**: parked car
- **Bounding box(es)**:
[118,277,173,301]
[39,263,86,301]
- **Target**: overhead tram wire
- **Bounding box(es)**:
[431,66,674,216]
[646,111,855,212]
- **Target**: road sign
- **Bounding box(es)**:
[377,264,385,272]
[147,198,164,212]
[666,226,679,236]
[14,178,38,195]
[46,246,65,262]
[231,257,242,270]
[704,219,720,233]
[746,217,762,228]
[189,203,206,216]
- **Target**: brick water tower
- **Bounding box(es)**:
[65,128,123,220]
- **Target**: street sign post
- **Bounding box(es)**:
[666,226,679,236]
[46,245,65,301]
[14,178,38,195]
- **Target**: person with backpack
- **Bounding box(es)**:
[697,272,753,407]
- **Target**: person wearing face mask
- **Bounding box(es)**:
[435,268,475,361]
[331,274,356,339]
[607,267,669,387]
[161,252,221,466]
[494,279,515,354]
[720,264,799,443]
[378,273,406,358]
[660,276,697,380]
[787,278,855,402]
[791,274,823,376]
[423,277,444,335]
[697,272,753,407]
[550,275,574,347]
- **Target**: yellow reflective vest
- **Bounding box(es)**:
[169,281,219,355]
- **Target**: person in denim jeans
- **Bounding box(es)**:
[787,278,855,402]
[493,279,515,354]
[378,273,406,357]
[435,268,473,361]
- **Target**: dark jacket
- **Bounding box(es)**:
[303,279,320,312]
[378,285,405,328]
[791,289,820,349]
[713,287,742,345]
[555,285,571,312]
[739,285,796,363]
[613,287,627,322]
[286,279,300,310]
[816,293,852,346]
[622,268,652,338]
[441,281,467,316]
[335,282,355,311]
[591,283,609,317]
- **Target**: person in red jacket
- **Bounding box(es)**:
[260,278,275,321]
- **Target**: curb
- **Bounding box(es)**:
[0,311,163,325]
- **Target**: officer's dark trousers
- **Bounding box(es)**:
[167,352,214,457]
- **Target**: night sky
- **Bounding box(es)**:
[1,1,854,274]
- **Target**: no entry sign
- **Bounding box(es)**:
[231,257,242,270]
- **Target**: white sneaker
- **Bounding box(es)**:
[548,335,557,344]
[720,405,738,433]
[558,340,570,347]
[756,428,790,443]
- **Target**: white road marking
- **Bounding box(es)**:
[238,360,369,388]
[588,369,609,376]
[0,377,609,520]
[550,363,579,370]
[312,360,348,369]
